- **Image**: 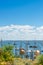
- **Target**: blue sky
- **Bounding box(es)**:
[0,0,43,40]
[0,0,43,26]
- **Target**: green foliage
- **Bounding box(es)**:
[14,55,20,58]
[36,54,43,65]
[0,44,14,62]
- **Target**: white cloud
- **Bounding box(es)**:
[36,26,43,33]
[0,25,43,40]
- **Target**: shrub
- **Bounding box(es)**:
[0,44,14,65]
[34,54,43,65]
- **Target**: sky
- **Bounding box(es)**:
[0,0,43,40]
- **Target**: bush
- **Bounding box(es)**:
[0,44,14,65]
[33,54,43,65]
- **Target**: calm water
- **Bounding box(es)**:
[0,40,43,54]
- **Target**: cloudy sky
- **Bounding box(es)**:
[0,0,43,40]
[0,25,43,40]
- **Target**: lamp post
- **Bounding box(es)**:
[29,41,37,60]
[19,41,25,58]
[25,41,29,58]
[14,42,18,56]
[0,39,3,47]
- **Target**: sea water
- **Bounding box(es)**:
[0,40,43,55]
[0,40,43,59]
[0,40,43,52]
